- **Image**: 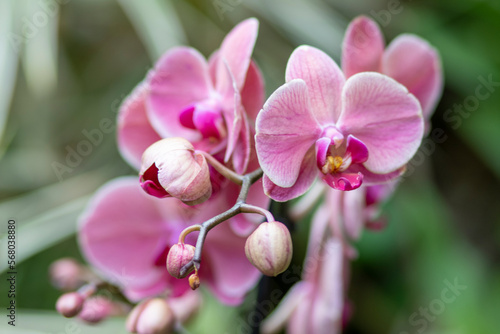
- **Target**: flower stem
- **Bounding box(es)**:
[240,203,275,223]
[199,151,243,185]
[179,168,264,277]
[178,225,202,244]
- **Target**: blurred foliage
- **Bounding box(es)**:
[0,0,499,333]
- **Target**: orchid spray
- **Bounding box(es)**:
[52,16,442,334]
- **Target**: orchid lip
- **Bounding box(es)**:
[178,98,226,140]
[316,134,369,191]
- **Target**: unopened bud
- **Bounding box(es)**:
[49,258,83,291]
[78,296,114,323]
[188,273,200,290]
[126,298,175,334]
[140,138,212,205]
[166,243,195,279]
[56,292,84,318]
[245,221,293,276]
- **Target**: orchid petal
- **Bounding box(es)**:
[256,79,321,187]
[147,47,212,140]
[349,164,405,185]
[261,282,311,334]
[219,61,246,170]
[309,238,343,334]
[231,112,251,174]
[169,290,201,323]
[342,16,384,78]
[315,137,331,169]
[382,34,443,119]
[342,187,367,240]
[78,178,179,302]
[287,290,314,334]
[263,148,317,202]
[117,82,161,170]
[241,60,265,122]
[345,135,368,164]
[286,46,345,123]
[217,18,259,92]
[337,72,423,174]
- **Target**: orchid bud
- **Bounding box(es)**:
[78,296,115,324]
[140,138,212,205]
[49,258,83,291]
[166,243,195,279]
[188,273,200,290]
[126,298,175,334]
[56,292,84,318]
[245,221,293,277]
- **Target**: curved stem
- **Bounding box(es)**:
[179,168,264,277]
[178,225,202,244]
[199,151,243,185]
[240,203,275,223]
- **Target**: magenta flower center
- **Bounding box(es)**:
[179,98,226,141]
[315,126,369,191]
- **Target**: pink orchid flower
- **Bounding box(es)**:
[261,236,345,334]
[342,16,443,123]
[118,18,264,174]
[256,45,424,201]
[78,177,261,305]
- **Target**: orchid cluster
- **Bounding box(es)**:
[52,16,442,333]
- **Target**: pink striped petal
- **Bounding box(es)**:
[241,60,265,122]
[287,286,314,334]
[256,79,321,188]
[382,34,443,119]
[309,238,344,334]
[147,47,212,140]
[337,72,423,174]
[286,46,345,123]
[261,282,311,334]
[78,177,181,301]
[342,187,367,240]
[263,148,317,202]
[349,164,405,185]
[342,16,384,78]
[315,137,331,168]
[216,18,259,92]
[117,82,161,170]
[231,111,251,174]
[219,62,245,168]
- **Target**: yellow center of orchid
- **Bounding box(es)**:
[322,155,343,174]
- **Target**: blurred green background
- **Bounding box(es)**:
[1,0,499,333]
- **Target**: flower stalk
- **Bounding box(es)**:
[179,168,264,278]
